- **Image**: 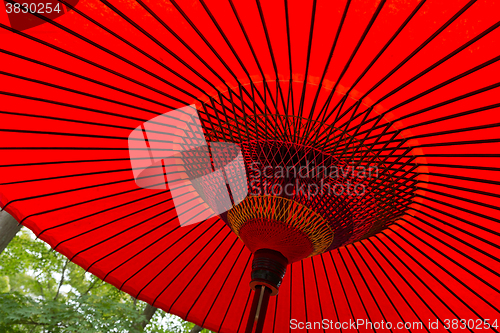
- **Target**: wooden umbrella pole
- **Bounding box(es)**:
[245,285,272,333]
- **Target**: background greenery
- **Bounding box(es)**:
[0,228,213,333]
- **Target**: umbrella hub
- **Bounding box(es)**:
[249,248,288,296]
[226,195,334,263]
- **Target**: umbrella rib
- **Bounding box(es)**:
[385,54,500,115]
[88,0,223,98]
[414,193,500,225]
[102,219,208,284]
[318,255,342,330]
[416,137,500,148]
[272,292,278,333]
[166,231,236,312]
[130,0,263,120]
[0,23,200,107]
[0,167,186,211]
[350,244,421,333]
[314,0,387,131]
[302,0,387,148]
[59,0,221,103]
[314,80,500,147]
[404,121,500,142]
[199,243,246,327]
[4,0,207,103]
[1,176,137,212]
[83,215,192,274]
[0,110,139,134]
[342,102,500,149]
[360,240,450,331]
[344,246,400,332]
[284,0,293,140]
[238,83,252,140]
[253,0,282,118]
[347,0,428,101]
[371,235,466,332]
[354,0,477,104]
[299,261,309,329]
[209,96,232,143]
[132,220,222,299]
[304,0,352,137]
[398,219,500,282]
[399,103,500,133]
[14,186,124,228]
[335,102,371,161]
[59,194,187,255]
[365,160,500,175]
[328,251,360,333]
[395,83,500,125]
[342,53,500,157]
[337,249,377,326]
[283,0,304,140]
[237,290,254,333]
[384,230,500,323]
[217,91,238,143]
[0,126,181,143]
[346,119,500,152]
[35,189,166,237]
[129,0,250,111]
[289,263,293,333]
[226,0,281,118]
[202,99,227,143]
[0,49,175,111]
[318,8,495,159]
[0,166,147,186]
[217,253,252,333]
[59,0,227,108]
[295,0,317,122]
[416,187,500,213]
[416,201,500,240]
[0,90,172,124]
[170,0,274,111]
[407,213,500,265]
[328,136,500,154]
[421,154,500,157]
[421,180,500,200]
[83,208,186,273]
[376,20,500,107]
[167,0,276,121]
[196,0,258,91]
[254,3,273,143]
[0,71,170,115]
[316,95,350,154]
[226,88,246,142]
[309,257,327,333]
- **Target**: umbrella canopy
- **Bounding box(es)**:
[1,0,500,332]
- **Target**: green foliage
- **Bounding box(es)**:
[0,292,145,332]
[0,276,9,293]
[0,229,213,333]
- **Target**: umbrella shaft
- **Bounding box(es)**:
[245,285,271,333]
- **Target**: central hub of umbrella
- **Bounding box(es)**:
[227,196,334,264]
[203,113,416,332]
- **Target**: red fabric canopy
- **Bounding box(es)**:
[1,0,499,332]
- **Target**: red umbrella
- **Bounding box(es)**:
[1,0,499,332]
